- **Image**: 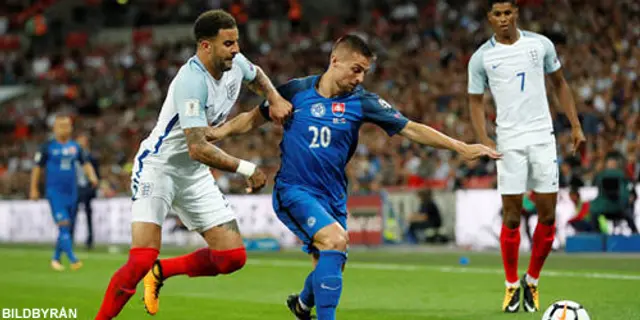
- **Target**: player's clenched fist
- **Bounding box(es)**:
[246,168,267,193]
[268,96,293,125]
[459,143,502,161]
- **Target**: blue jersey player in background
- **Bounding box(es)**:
[30,115,99,271]
[209,35,501,320]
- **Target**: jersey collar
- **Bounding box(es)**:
[490,29,523,47]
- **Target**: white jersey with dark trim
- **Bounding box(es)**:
[132,54,257,177]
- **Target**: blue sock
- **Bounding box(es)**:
[313,250,347,320]
[53,238,62,261]
[299,270,315,309]
[58,225,78,263]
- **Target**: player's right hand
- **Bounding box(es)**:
[460,143,502,161]
[29,189,39,200]
[245,168,267,193]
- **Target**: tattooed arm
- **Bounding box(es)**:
[236,53,292,124]
[184,127,242,172]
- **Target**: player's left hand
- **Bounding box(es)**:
[268,95,293,125]
[245,167,267,193]
[460,143,502,161]
[570,127,586,155]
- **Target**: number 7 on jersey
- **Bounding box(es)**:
[517,72,525,92]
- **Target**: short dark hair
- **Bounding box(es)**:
[193,10,237,42]
[332,34,375,59]
[487,0,517,11]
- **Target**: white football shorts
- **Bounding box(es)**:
[130,165,235,232]
[496,141,559,195]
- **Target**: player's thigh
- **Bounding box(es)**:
[496,148,528,195]
[173,172,242,250]
[527,141,559,194]
[46,194,71,226]
[130,166,174,226]
[273,187,344,253]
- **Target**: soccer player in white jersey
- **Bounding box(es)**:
[95,10,292,319]
[468,0,585,314]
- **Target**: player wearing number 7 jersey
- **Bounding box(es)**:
[209,34,501,320]
[467,0,585,314]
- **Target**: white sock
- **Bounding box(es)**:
[298,297,310,311]
[526,273,539,286]
[505,280,520,288]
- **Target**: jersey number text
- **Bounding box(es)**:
[309,126,331,148]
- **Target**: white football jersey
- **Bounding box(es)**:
[132,53,257,177]
[468,29,561,150]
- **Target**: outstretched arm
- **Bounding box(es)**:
[399,121,501,160]
[206,107,268,142]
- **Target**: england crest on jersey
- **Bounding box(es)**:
[528,48,540,67]
[226,82,239,100]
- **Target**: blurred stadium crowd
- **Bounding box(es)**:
[0,0,639,199]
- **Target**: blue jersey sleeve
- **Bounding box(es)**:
[259,79,303,121]
[34,142,49,167]
[361,94,409,136]
[174,66,209,129]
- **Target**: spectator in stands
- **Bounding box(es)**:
[407,190,444,244]
[590,157,639,234]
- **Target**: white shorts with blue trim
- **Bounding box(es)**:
[130,165,235,233]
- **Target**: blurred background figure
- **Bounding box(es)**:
[74,132,99,250]
[589,157,638,234]
[407,190,444,244]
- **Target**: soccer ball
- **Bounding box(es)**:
[542,300,590,320]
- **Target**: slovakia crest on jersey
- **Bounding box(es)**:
[311,103,325,117]
[332,102,345,117]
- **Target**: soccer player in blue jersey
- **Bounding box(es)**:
[210,35,501,320]
[30,115,99,271]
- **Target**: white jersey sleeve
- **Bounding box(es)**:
[233,53,257,82]
[173,68,209,129]
[468,50,488,94]
[539,35,562,74]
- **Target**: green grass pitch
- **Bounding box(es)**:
[1,245,638,319]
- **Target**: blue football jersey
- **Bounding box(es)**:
[260,75,408,209]
[35,139,87,195]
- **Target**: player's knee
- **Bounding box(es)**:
[57,220,70,227]
[314,231,348,252]
[502,208,521,229]
[215,247,247,274]
[538,215,555,226]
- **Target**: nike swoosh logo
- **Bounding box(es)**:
[293,109,302,113]
[507,303,519,312]
[320,283,340,291]
[492,63,502,69]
